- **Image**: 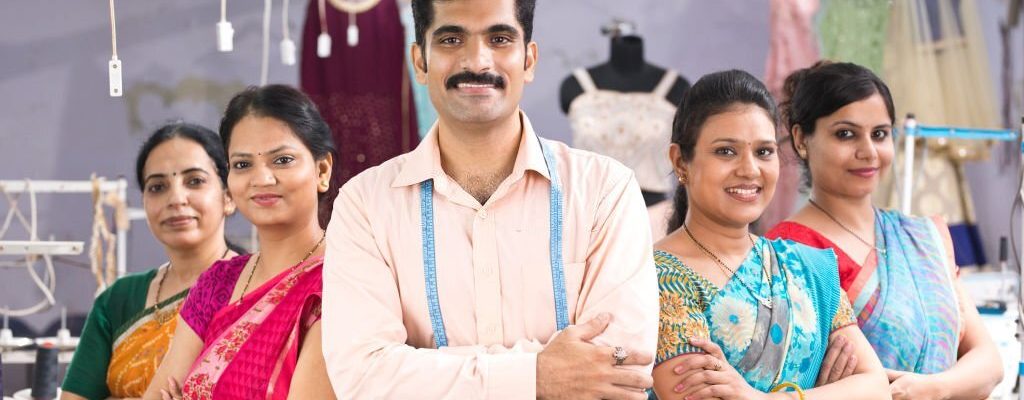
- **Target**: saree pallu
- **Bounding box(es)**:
[106,290,188,397]
[656,238,856,392]
[853,210,961,373]
[181,256,323,400]
[768,209,962,373]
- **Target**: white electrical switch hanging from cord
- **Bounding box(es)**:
[328,0,380,47]
[317,0,332,58]
[280,0,296,65]
[107,0,122,97]
[217,0,234,52]
[260,0,272,85]
[347,12,359,47]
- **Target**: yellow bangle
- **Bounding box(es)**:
[771,382,805,400]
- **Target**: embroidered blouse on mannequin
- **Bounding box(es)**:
[559,30,689,210]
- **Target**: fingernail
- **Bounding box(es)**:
[597,312,610,322]
[674,365,684,374]
[690,337,702,344]
[674,384,684,393]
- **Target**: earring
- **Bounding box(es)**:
[677,175,687,185]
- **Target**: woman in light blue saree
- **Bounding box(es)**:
[651,69,889,400]
[767,61,1002,399]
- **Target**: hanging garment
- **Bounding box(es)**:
[567,69,677,194]
[301,0,419,191]
[397,0,436,139]
[879,0,1000,268]
[758,0,820,234]
[815,0,891,74]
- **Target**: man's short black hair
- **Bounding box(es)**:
[411,0,536,50]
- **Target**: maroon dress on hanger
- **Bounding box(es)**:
[301,0,419,222]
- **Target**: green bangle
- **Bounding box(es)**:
[771,382,805,400]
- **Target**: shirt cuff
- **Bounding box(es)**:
[484,352,536,399]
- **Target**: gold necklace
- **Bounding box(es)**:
[152,248,230,324]
[807,199,886,257]
[683,224,773,309]
[236,230,326,304]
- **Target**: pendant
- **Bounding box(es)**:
[154,308,174,325]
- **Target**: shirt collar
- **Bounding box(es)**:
[391,110,551,188]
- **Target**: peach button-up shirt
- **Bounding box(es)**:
[323,112,657,399]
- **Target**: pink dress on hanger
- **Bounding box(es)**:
[759,0,820,233]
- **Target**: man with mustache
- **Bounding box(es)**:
[322,0,657,398]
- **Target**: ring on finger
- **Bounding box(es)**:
[613,346,628,366]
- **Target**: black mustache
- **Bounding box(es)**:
[445,71,506,90]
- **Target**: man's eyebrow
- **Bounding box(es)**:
[432,25,467,39]
[486,24,520,37]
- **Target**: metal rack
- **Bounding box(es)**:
[900,115,1024,399]
[0,179,129,317]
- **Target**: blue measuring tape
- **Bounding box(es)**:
[903,124,1018,141]
[419,137,569,348]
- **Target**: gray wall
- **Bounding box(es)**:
[0,0,1020,334]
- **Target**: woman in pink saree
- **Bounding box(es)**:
[143,84,337,400]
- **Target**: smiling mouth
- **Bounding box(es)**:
[850,168,879,177]
[163,216,196,226]
[457,83,496,89]
[251,194,282,206]
[724,186,762,202]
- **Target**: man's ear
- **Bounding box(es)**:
[412,43,428,82]
[523,41,538,82]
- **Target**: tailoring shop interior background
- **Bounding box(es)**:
[1,0,1023,396]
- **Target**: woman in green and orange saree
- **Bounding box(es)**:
[62,122,238,400]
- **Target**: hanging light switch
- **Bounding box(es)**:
[108,58,122,97]
[317,32,332,58]
[217,21,234,52]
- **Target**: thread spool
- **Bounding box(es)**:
[31,344,59,400]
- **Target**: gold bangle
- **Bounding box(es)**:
[771,382,805,400]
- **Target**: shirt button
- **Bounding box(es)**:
[355,153,366,163]
[478,209,488,219]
